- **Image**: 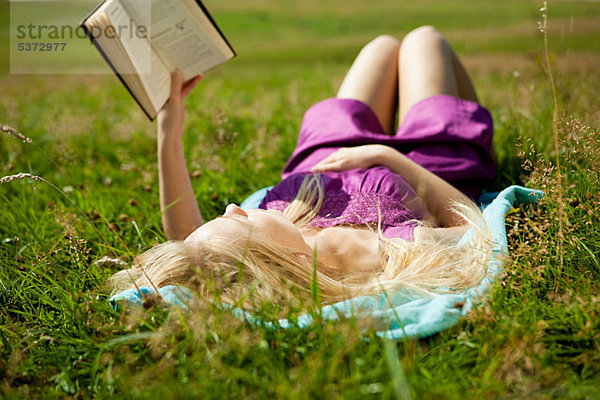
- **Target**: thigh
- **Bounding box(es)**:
[336,35,400,135]
[398,26,478,125]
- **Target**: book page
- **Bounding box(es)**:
[105,0,170,112]
[103,1,150,74]
[140,50,170,111]
[118,0,150,31]
[178,0,235,57]
[148,0,229,80]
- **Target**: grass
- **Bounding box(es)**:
[1,0,600,398]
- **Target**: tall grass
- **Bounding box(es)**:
[539,1,564,274]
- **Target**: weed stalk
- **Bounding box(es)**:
[539,1,564,280]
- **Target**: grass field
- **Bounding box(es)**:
[1,0,600,398]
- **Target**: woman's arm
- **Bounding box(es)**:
[156,70,204,240]
[311,144,471,226]
[377,145,471,227]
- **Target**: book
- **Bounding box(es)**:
[81,0,235,120]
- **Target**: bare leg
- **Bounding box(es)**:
[337,35,400,135]
[398,26,479,126]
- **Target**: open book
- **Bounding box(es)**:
[81,0,235,120]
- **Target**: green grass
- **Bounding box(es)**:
[1,0,600,398]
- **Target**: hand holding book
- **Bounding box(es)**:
[158,70,202,138]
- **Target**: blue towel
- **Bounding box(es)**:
[110,185,543,339]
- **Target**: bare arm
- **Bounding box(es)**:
[156,71,204,240]
[377,145,471,227]
[311,144,471,227]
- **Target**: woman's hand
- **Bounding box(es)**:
[311,144,389,173]
[157,70,203,138]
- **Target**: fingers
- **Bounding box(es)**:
[311,145,382,173]
[170,70,184,100]
[170,71,203,101]
[311,149,344,172]
[311,156,345,172]
[182,74,203,98]
[312,161,344,172]
[311,163,334,173]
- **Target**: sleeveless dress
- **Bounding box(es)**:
[258,95,496,241]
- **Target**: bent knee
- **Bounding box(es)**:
[366,34,400,51]
[402,25,444,46]
[406,25,441,38]
[400,25,447,54]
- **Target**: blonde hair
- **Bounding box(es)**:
[109,175,493,308]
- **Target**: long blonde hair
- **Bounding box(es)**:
[109,175,493,308]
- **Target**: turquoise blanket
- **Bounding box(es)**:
[110,185,542,339]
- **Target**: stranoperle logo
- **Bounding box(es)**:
[14,20,147,41]
[10,0,151,74]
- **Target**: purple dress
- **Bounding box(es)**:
[258,95,496,241]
